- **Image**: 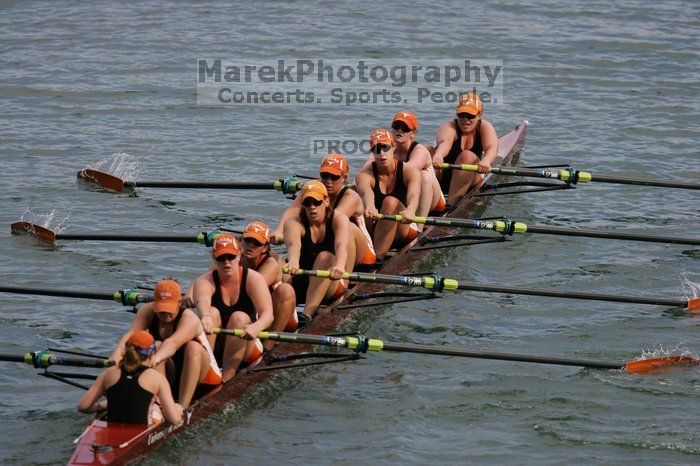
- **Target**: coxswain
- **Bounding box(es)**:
[272,153,376,271]
[78,330,183,425]
[355,129,421,260]
[284,180,357,319]
[429,92,499,205]
[190,234,274,381]
[109,279,222,408]
[390,111,446,218]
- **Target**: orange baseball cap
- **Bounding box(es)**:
[212,234,240,258]
[392,111,418,132]
[126,330,156,354]
[320,153,349,177]
[243,221,271,244]
[153,279,182,314]
[369,128,394,149]
[456,92,483,116]
[300,179,328,201]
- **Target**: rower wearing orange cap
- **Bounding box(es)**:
[109,279,222,407]
[79,330,184,425]
[390,111,446,218]
[356,129,422,260]
[272,153,376,271]
[190,234,274,381]
[284,180,357,319]
[239,221,297,346]
[429,92,499,204]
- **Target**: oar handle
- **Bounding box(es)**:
[0,352,111,368]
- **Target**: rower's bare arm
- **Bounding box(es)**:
[402,164,422,218]
[283,218,303,271]
[152,310,199,366]
[477,120,499,170]
[410,146,433,172]
[355,168,377,216]
[432,122,457,166]
[153,371,184,424]
[332,212,351,277]
[77,369,109,413]
[272,195,302,242]
[335,189,363,218]
[109,304,153,363]
[256,258,280,288]
[191,275,216,333]
[246,271,274,334]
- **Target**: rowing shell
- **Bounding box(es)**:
[67,121,529,465]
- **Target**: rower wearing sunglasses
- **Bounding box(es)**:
[238,221,298,347]
[390,111,446,219]
[284,180,359,319]
[272,154,376,271]
[355,128,422,260]
[189,235,274,381]
[429,92,499,205]
[108,279,223,407]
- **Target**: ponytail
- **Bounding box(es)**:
[120,345,146,373]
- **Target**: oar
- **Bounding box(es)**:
[0,352,111,368]
[372,214,700,246]
[77,169,305,194]
[441,164,700,191]
[215,328,699,374]
[283,268,700,311]
[0,285,152,306]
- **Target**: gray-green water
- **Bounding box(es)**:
[1,1,699,464]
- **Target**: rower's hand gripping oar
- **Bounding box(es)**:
[441,164,700,191]
[0,352,111,368]
[0,285,153,307]
[77,168,306,194]
[10,222,285,246]
[214,328,700,374]
[370,213,700,246]
[282,268,700,311]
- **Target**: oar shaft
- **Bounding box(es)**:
[525,225,700,246]
[124,181,277,189]
[55,233,199,242]
[0,352,110,368]
[0,285,116,301]
[588,173,700,190]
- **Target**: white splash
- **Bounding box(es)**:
[88,152,140,180]
[680,272,700,300]
[19,208,70,234]
[636,342,695,361]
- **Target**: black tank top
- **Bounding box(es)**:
[440,119,483,193]
[212,267,255,326]
[300,211,336,269]
[148,308,186,398]
[405,141,419,162]
[333,185,350,208]
[106,367,153,424]
[372,160,408,209]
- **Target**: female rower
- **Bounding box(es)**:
[355,129,421,260]
[272,153,376,270]
[78,330,183,425]
[284,180,357,319]
[190,234,274,381]
[429,92,499,205]
[390,111,446,218]
[109,279,222,407]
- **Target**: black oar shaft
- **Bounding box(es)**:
[455,282,686,307]
[0,352,109,368]
[124,181,276,189]
[589,174,700,190]
[0,285,116,301]
[378,342,624,370]
[55,233,198,242]
[526,225,700,246]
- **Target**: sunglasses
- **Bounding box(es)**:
[243,237,264,247]
[215,254,237,263]
[371,144,391,155]
[391,121,411,132]
[320,172,341,181]
[457,112,478,120]
[302,198,324,208]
